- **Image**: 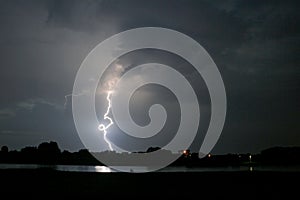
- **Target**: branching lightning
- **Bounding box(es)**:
[64,93,83,110]
[96,64,125,151]
[98,91,114,151]
[65,90,115,151]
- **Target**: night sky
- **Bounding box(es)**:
[0,0,299,154]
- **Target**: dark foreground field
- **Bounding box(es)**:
[0,169,298,198]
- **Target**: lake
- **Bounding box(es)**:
[0,163,299,172]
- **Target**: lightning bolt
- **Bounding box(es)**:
[96,63,124,151]
[64,94,72,110]
[98,91,114,151]
[64,93,83,110]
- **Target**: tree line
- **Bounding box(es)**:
[1,141,300,166]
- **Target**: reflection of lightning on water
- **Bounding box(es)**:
[98,91,113,151]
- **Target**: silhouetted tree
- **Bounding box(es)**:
[38,141,61,155]
[37,141,61,164]
[0,146,9,163]
[21,146,37,154]
[1,146,8,153]
[146,147,161,153]
[20,146,38,163]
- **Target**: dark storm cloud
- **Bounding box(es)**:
[0,0,299,153]
[45,0,247,51]
[0,98,83,151]
[210,0,300,153]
